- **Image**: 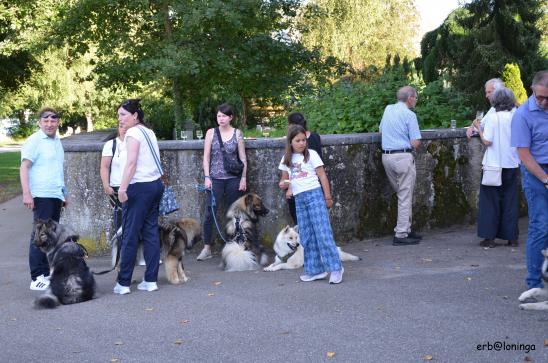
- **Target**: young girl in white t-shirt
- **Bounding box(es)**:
[278,125,344,284]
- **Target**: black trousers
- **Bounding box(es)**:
[203,178,242,246]
[477,167,519,240]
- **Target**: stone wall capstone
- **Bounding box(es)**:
[62,129,487,251]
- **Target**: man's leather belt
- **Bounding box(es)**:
[382,149,412,154]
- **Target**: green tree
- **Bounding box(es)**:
[419,0,547,109]
[54,0,327,131]
[300,0,419,71]
[501,63,527,105]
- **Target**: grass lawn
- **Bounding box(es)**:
[0,152,21,204]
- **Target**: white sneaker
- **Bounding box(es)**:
[300,272,328,282]
[329,267,344,284]
[197,248,212,261]
[113,283,131,295]
[137,280,158,292]
[138,259,146,266]
[30,274,50,291]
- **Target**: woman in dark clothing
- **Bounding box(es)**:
[286,112,323,225]
[197,103,247,261]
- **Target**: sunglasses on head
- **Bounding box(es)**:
[40,113,59,120]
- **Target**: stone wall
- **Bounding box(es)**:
[62,129,488,250]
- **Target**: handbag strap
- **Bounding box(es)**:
[137,126,164,176]
[496,113,502,166]
[109,138,116,177]
[215,127,228,155]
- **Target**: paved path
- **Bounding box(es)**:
[0,196,546,362]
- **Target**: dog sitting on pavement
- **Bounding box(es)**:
[33,219,96,308]
[518,249,548,311]
[221,193,270,272]
[263,225,361,272]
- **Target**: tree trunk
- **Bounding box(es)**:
[161,1,185,136]
[241,96,249,129]
[85,112,94,132]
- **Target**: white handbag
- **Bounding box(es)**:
[482,165,502,186]
[481,114,503,187]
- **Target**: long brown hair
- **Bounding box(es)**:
[283,125,309,167]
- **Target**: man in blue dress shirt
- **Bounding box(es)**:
[20,107,67,291]
[511,70,548,292]
[379,86,422,245]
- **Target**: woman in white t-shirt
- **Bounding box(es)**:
[278,125,344,284]
[474,87,520,248]
[100,124,126,234]
[113,99,164,295]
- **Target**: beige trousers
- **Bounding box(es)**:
[382,153,416,238]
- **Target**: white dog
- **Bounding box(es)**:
[264,225,361,272]
[518,249,548,311]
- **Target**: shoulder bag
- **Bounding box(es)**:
[481,114,502,186]
[215,127,244,177]
[138,126,180,215]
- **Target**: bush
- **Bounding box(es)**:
[285,68,472,133]
[8,122,37,140]
[501,63,528,105]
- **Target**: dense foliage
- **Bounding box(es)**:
[419,0,547,109]
[282,66,472,134]
[0,0,545,138]
[300,0,419,72]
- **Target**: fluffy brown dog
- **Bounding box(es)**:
[110,217,201,284]
[221,193,269,271]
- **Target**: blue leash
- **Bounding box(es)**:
[196,184,230,244]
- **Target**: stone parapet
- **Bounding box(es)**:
[62,129,493,249]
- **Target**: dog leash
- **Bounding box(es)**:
[196,184,231,244]
[93,203,122,275]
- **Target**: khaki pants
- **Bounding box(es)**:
[382,153,416,238]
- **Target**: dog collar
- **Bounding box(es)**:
[277,249,296,263]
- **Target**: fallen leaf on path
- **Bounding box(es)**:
[423,354,433,360]
[110,358,119,362]
[174,339,184,345]
[326,352,336,358]
[544,338,548,346]
[180,320,190,324]
[465,277,472,281]
[524,356,532,361]
[280,331,290,335]
[207,292,215,297]
[213,281,222,286]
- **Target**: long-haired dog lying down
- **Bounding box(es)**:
[33,219,96,309]
[264,225,361,271]
[221,193,270,272]
[519,249,548,311]
[109,217,201,284]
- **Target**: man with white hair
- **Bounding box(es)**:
[466,78,505,137]
[379,86,422,246]
[511,70,548,292]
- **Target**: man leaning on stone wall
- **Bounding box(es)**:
[379,86,423,246]
[510,70,548,294]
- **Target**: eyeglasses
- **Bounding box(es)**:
[533,91,548,102]
[40,113,60,120]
